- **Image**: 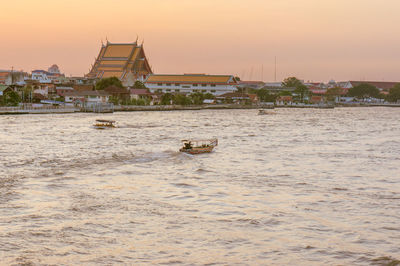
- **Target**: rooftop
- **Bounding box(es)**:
[349,81,400,90]
[146,74,236,84]
[64,90,111,96]
[130,88,151,95]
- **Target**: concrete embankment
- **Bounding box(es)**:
[114,104,260,112]
[338,103,400,107]
[0,107,79,115]
[2,103,400,115]
[0,105,259,115]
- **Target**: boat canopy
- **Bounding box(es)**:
[181,138,218,145]
[96,119,115,123]
[181,138,216,142]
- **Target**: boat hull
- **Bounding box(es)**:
[180,146,214,154]
[93,124,116,129]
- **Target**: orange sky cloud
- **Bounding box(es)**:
[1,0,400,81]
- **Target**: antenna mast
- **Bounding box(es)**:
[261,64,264,81]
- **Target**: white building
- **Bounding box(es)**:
[64,90,110,104]
[33,87,49,97]
[144,74,238,96]
[264,82,283,87]
[48,64,61,74]
[31,70,51,83]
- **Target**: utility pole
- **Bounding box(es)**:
[261,64,264,82]
[274,57,277,82]
[11,66,14,85]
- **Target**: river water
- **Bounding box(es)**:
[0,108,399,265]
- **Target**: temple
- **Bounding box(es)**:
[86,40,152,85]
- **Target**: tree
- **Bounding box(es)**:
[173,94,192,105]
[282,77,303,88]
[326,87,343,102]
[236,87,246,93]
[282,77,308,102]
[161,93,173,105]
[256,88,277,102]
[3,90,20,106]
[21,85,34,103]
[204,93,215,99]
[130,98,148,106]
[257,88,267,100]
[133,80,147,89]
[95,77,123,90]
[279,90,293,96]
[189,92,205,105]
[347,83,381,99]
[108,96,120,105]
[55,96,65,103]
[386,84,400,103]
[294,84,309,102]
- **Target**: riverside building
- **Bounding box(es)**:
[144,74,239,96]
[86,40,153,86]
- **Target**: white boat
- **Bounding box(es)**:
[179,138,218,154]
[93,119,116,129]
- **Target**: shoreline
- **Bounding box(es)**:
[1,103,400,115]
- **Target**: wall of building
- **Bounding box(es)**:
[145,83,236,96]
[31,73,51,83]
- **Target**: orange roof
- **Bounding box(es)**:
[146,74,235,84]
[310,96,323,102]
[248,94,258,101]
[103,44,135,58]
[98,66,124,71]
[102,71,123,78]
[350,81,400,90]
[86,41,152,80]
[98,60,127,65]
[277,96,293,101]
[131,47,141,61]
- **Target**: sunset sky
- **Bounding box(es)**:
[1,0,400,82]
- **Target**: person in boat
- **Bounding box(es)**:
[184,141,193,150]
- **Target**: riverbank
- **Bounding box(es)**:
[0,104,262,115]
[114,103,400,111]
[2,103,400,115]
[0,106,79,115]
[114,104,261,112]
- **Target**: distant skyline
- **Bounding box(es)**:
[1,0,400,82]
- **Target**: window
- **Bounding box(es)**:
[193,84,198,87]
[175,83,180,86]
[211,84,216,87]
[166,83,171,86]
[193,89,198,92]
[175,89,180,92]
[166,89,171,92]
[211,90,216,93]
[157,83,162,86]
[201,90,207,93]
[201,84,207,87]
[157,89,162,92]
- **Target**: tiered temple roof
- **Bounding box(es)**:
[86,41,152,81]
